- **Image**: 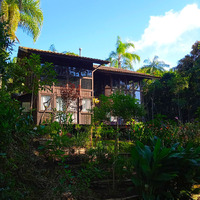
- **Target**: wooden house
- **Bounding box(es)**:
[17,46,157,125]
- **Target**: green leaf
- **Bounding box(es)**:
[153,138,161,161]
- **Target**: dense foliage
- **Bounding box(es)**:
[141,41,200,122]
[93,92,145,124]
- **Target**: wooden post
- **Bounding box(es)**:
[77,97,79,124]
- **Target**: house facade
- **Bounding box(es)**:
[17,46,157,125]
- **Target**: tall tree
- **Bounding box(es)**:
[139,55,169,75]
[107,36,140,70]
[0,0,43,42]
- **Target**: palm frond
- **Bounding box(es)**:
[116,36,121,48]
[141,55,169,75]
[19,12,40,42]
[123,52,140,63]
[8,2,20,40]
[109,51,117,59]
[125,42,135,50]
[108,36,140,70]
[131,53,140,62]
[153,55,159,61]
[143,58,150,64]
[21,0,43,27]
[122,58,133,69]
[117,43,126,54]
[110,58,118,68]
[1,0,9,21]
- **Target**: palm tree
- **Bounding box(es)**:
[0,0,43,42]
[140,56,169,75]
[107,36,140,70]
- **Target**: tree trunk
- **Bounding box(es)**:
[118,55,121,68]
[151,97,154,120]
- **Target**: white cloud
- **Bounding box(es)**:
[130,4,200,69]
[135,4,200,50]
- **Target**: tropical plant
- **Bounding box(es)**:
[139,55,169,75]
[0,0,43,42]
[107,36,140,69]
[131,138,200,200]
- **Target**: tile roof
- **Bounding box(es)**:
[18,46,110,65]
[93,65,160,79]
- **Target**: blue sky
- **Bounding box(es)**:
[13,0,200,70]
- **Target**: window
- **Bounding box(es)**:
[69,66,80,77]
[127,80,133,90]
[68,100,77,112]
[56,97,64,111]
[69,77,80,88]
[54,65,67,77]
[41,95,51,110]
[135,91,141,102]
[81,79,92,89]
[82,98,91,112]
[56,98,77,112]
[55,79,68,87]
[110,116,117,123]
[81,69,92,77]
[70,112,77,124]
[134,82,140,90]
[113,77,119,88]
[134,82,141,103]
[119,78,126,90]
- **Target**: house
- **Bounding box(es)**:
[17,46,157,125]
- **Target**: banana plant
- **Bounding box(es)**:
[131,137,200,199]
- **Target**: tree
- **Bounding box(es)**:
[7,54,57,111]
[137,56,168,120]
[49,44,79,56]
[143,72,177,121]
[0,0,43,42]
[93,92,145,125]
[174,41,200,121]
[93,92,145,189]
[176,41,200,75]
[107,36,140,70]
[139,56,169,75]
[60,82,80,111]
[49,44,57,52]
